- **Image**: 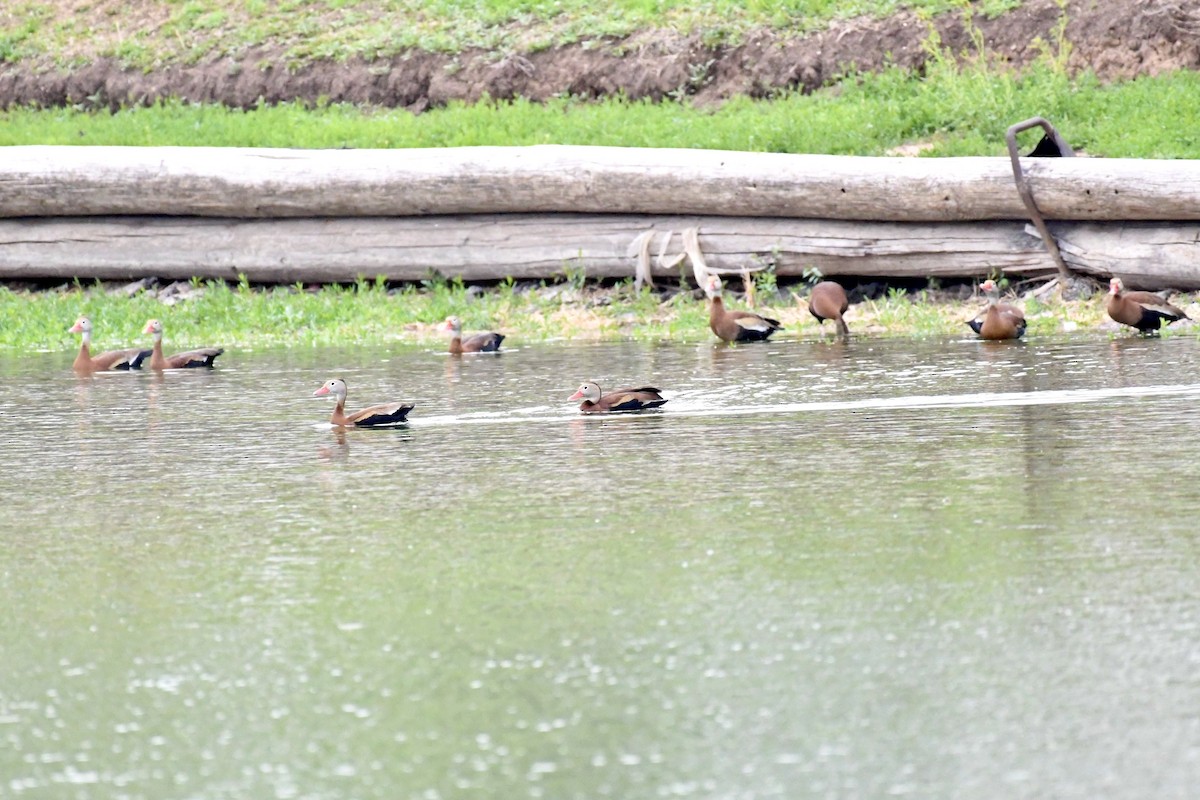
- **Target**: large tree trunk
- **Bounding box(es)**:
[2,214,1197,289]
[4,144,1200,222]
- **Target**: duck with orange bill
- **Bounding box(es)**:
[313,378,414,427]
[569,382,667,414]
[966,279,1026,340]
[143,319,224,370]
[1105,277,1189,333]
[69,315,151,374]
[703,275,783,343]
[437,316,504,354]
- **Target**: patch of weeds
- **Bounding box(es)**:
[754,261,778,297]
[0,3,49,62]
[1030,0,1072,74]
[560,260,588,291]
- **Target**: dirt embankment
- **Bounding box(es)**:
[1,0,1199,111]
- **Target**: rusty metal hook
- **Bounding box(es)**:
[1006,117,1075,281]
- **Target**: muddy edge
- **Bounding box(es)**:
[2,0,1197,110]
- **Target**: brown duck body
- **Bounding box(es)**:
[69,317,150,374]
[967,304,1026,340]
[1106,280,1189,332]
[966,281,1026,340]
[570,382,667,414]
[808,281,850,337]
[440,316,504,354]
[143,319,222,369]
[314,378,413,427]
[449,332,505,354]
[73,343,151,373]
[708,296,783,343]
[330,399,414,427]
[148,340,224,370]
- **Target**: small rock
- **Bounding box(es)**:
[849,281,885,302]
[156,280,188,298]
[1060,276,1097,301]
[111,276,158,296]
[156,281,204,305]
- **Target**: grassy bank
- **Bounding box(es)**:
[2,0,1020,67]
[0,278,1174,354]
[4,63,1200,158]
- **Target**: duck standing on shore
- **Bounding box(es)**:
[704,275,782,343]
[807,280,850,338]
[1105,277,1189,333]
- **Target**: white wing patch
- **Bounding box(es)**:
[734,316,771,333]
[1140,301,1182,317]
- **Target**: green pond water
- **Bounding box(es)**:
[1,336,1198,799]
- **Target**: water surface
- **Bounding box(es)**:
[2,335,1198,798]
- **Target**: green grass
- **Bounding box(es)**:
[0,278,701,351]
[2,276,1167,354]
[2,0,1023,67]
[4,62,1200,157]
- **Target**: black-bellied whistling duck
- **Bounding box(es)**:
[966,279,1027,340]
[313,378,414,427]
[704,275,782,343]
[1106,277,1189,333]
[808,280,850,337]
[569,382,667,414]
[437,316,504,354]
[69,315,151,374]
[143,319,224,370]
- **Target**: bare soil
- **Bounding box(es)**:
[2,0,1199,110]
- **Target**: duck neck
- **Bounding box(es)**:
[709,295,724,320]
[149,333,166,368]
[74,335,91,371]
[330,393,349,425]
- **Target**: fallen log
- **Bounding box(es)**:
[4,145,1200,222]
[2,214,1197,289]
[1034,222,1200,289]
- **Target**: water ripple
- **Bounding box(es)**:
[404,382,1200,427]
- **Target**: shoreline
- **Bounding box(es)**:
[3,277,1193,354]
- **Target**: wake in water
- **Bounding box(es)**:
[405,383,1200,428]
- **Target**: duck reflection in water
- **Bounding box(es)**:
[568,407,668,449]
[317,428,350,462]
